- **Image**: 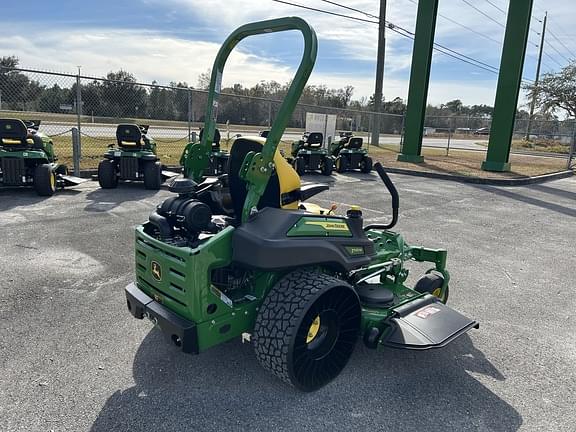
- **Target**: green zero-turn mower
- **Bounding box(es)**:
[290,131,334,176]
[0,118,84,196]
[124,17,478,392]
[98,124,162,190]
[330,132,373,173]
[181,128,229,177]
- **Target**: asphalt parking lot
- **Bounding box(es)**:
[1,172,575,432]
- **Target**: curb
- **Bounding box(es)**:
[382,167,574,186]
[78,166,573,186]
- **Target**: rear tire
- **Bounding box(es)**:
[254,270,361,392]
[33,164,56,197]
[143,161,162,190]
[360,156,373,173]
[98,160,118,189]
[336,156,348,173]
[414,273,449,304]
[321,157,333,176]
[294,157,306,176]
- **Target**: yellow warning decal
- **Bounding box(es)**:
[304,221,350,231]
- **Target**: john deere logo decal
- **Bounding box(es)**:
[151,261,162,281]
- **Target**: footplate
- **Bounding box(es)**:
[380,295,478,350]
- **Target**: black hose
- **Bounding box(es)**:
[148,211,173,239]
[364,162,399,230]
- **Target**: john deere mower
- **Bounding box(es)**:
[181,128,229,177]
[0,118,84,196]
[124,18,477,392]
[330,132,372,173]
[98,124,161,189]
[290,131,333,176]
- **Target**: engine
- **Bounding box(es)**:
[145,178,223,247]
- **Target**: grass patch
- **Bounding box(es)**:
[52,135,568,178]
[366,144,568,178]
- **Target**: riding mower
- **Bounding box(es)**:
[181,128,229,177]
[290,131,333,176]
[124,17,477,392]
[98,124,162,190]
[330,132,373,173]
[0,118,84,196]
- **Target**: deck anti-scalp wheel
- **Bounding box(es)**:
[414,272,449,304]
[253,270,361,391]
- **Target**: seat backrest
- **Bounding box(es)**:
[0,119,28,146]
[199,127,221,150]
[345,137,363,149]
[304,132,323,147]
[116,124,143,148]
[228,137,301,219]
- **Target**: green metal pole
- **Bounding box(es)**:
[482,0,534,172]
[397,0,439,163]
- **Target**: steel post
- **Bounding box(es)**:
[482,0,534,172]
[398,0,439,163]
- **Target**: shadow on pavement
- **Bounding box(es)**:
[0,187,82,211]
[475,184,576,218]
[91,330,521,432]
[84,183,163,213]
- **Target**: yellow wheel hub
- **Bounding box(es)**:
[50,172,56,190]
[432,287,442,298]
[306,315,321,343]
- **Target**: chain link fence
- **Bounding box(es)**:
[1,65,573,172]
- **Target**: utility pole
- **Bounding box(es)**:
[371,0,387,148]
[526,12,547,140]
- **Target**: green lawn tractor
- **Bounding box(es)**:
[290,131,333,176]
[124,17,477,392]
[181,128,229,177]
[330,132,373,173]
[0,118,84,196]
[98,124,162,190]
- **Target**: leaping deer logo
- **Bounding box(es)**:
[151,261,162,281]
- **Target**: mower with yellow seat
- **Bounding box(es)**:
[98,124,162,189]
[0,118,84,196]
[124,17,477,392]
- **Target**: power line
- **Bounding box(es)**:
[543,51,564,69]
[272,0,534,81]
[461,0,505,28]
[272,0,378,25]
[545,40,571,64]
[404,0,502,46]
[483,0,506,15]
[548,29,576,60]
[319,0,501,74]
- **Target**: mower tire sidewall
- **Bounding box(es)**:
[98,159,118,189]
[294,157,306,176]
[143,161,162,190]
[321,157,333,176]
[253,270,361,392]
[414,273,449,304]
[361,156,373,173]
[33,164,56,196]
[336,156,348,173]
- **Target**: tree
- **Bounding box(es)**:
[525,62,576,118]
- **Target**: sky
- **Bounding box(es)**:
[0,0,575,107]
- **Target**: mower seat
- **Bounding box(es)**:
[0,118,44,150]
[116,124,146,149]
[303,132,323,148]
[345,137,363,149]
[199,127,221,151]
[229,137,297,218]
